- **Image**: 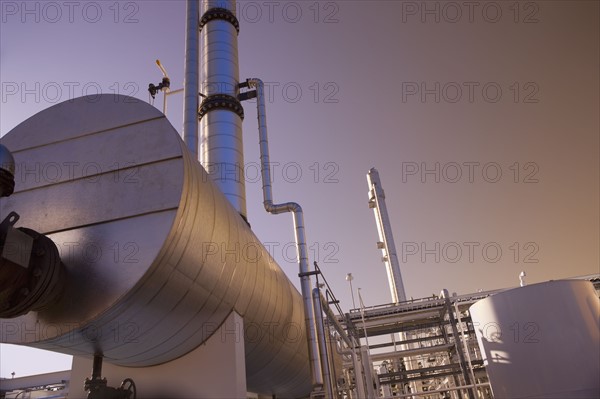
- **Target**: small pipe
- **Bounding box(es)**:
[315,291,365,399]
[360,346,377,399]
[156,59,168,77]
[247,78,323,389]
[313,288,334,398]
[164,88,184,116]
[163,88,182,115]
[91,354,103,380]
[317,291,355,349]
[326,328,342,399]
[183,0,199,158]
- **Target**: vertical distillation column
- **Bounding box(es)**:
[199,0,247,220]
[367,168,406,303]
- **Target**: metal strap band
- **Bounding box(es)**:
[198,94,245,120]
[199,8,240,33]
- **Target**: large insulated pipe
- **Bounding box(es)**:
[183,0,199,158]
[0,95,312,398]
[247,77,324,389]
[199,0,247,220]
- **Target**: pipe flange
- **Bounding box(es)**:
[0,169,15,198]
[0,227,66,318]
[0,144,15,197]
[198,94,245,120]
[199,8,240,33]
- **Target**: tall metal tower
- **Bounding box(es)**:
[367,168,407,303]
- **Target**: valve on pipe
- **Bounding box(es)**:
[0,144,66,318]
[84,354,137,399]
[148,78,170,99]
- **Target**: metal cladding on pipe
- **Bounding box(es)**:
[247,78,324,390]
[317,290,366,399]
[199,0,247,220]
[183,0,200,158]
[0,95,311,398]
[315,289,352,398]
[313,288,334,398]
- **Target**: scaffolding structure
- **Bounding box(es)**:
[337,290,496,399]
[331,275,600,399]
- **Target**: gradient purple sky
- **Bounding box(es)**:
[1,0,598,378]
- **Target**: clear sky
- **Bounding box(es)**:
[1,0,598,379]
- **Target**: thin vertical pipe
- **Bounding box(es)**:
[183,0,199,158]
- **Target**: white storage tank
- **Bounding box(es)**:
[470,279,600,399]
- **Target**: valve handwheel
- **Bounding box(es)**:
[120,378,137,399]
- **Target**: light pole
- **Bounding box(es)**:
[346,273,356,309]
[519,271,527,287]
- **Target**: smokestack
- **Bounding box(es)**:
[199,0,247,221]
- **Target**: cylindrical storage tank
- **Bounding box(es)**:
[0,95,311,397]
[469,279,600,399]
